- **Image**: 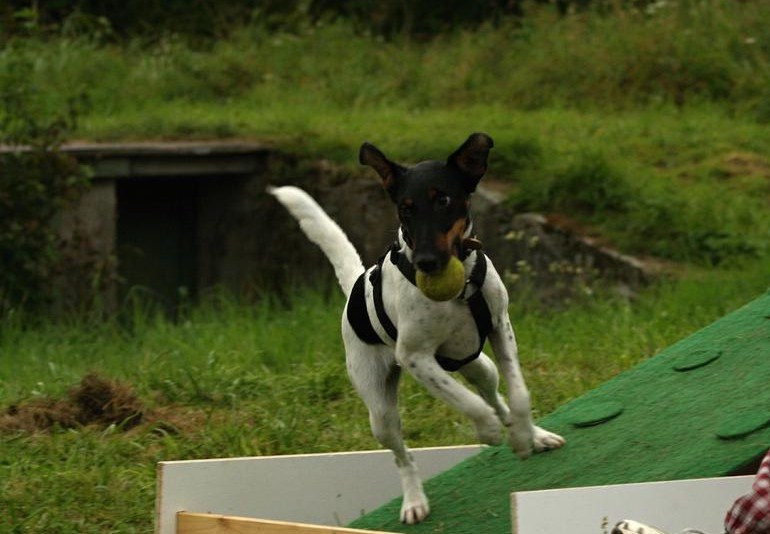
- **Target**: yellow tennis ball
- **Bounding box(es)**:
[415,256,465,301]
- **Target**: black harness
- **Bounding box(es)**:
[346,244,493,372]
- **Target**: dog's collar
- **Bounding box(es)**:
[387,243,487,302]
[389,244,417,285]
[460,219,482,257]
[396,223,483,263]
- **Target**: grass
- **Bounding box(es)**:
[75,102,770,264]
[0,289,343,400]
[2,258,769,532]
[2,1,770,531]
[4,2,770,265]
[9,2,770,118]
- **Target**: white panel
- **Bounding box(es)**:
[512,476,754,534]
[156,445,482,534]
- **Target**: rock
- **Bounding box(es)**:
[271,167,655,302]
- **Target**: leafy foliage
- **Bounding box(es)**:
[0,46,89,313]
[515,151,632,215]
[1,0,523,40]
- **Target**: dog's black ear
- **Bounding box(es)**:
[447,133,494,192]
[359,142,403,199]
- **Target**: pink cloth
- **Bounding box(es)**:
[725,449,770,533]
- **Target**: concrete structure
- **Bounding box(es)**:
[19,141,652,312]
[56,142,409,312]
[62,142,274,311]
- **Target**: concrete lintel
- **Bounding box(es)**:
[65,142,270,179]
[1,141,272,179]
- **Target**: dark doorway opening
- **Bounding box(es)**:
[116,177,199,313]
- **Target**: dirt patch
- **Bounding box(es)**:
[721,151,770,179]
[0,372,144,433]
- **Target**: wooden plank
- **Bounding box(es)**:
[511,475,754,534]
[177,512,397,534]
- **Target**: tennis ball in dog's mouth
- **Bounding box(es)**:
[415,256,466,301]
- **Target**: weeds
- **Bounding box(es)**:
[0,43,91,314]
[3,2,768,129]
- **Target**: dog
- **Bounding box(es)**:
[268,133,565,524]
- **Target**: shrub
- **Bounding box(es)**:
[0,46,90,314]
[515,150,631,215]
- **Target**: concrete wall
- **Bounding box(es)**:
[61,142,398,312]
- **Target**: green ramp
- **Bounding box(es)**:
[349,291,770,533]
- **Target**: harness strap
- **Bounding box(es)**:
[389,246,416,285]
[434,353,480,372]
[346,272,383,345]
[464,253,493,357]
[370,264,398,342]
[347,246,493,372]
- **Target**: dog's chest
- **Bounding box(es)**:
[397,292,483,358]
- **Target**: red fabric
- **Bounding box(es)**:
[725,449,770,534]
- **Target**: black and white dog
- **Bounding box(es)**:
[269,133,564,524]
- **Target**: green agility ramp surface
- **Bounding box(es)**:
[349,291,770,533]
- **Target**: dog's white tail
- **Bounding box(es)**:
[268,185,364,297]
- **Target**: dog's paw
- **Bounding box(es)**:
[400,491,430,524]
[612,519,667,534]
[474,414,504,446]
[533,425,565,452]
[509,425,535,459]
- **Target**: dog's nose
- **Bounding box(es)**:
[415,256,439,274]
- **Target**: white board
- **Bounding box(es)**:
[512,475,754,534]
[156,445,482,534]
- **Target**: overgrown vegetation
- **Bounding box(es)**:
[6,1,767,115]
[2,1,770,532]
[2,0,528,39]
[2,1,768,267]
[0,46,90,314]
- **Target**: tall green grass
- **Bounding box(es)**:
[2,257,768,418]
[0,288,344,401]
[3,1,769,132]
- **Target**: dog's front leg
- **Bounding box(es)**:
[343,333,430,524]
[490,315,565,458]
[396,342,504,446]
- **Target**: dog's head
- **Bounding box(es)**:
[359,133,493,274]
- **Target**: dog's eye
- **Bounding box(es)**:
[435,195,451,208]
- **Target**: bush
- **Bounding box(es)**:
[0,46,90,314]
[513,145,767,265]
[515,150,631,215]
